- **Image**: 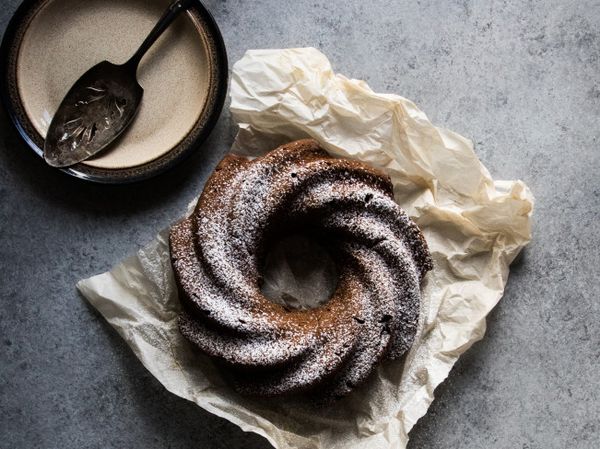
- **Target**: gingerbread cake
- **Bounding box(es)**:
[169,139,432,398]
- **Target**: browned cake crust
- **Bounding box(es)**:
[169,139,432,397]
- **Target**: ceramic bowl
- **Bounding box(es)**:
[0,0,227,183]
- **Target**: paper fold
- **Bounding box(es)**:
[78,47,533,449]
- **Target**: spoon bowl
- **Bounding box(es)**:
[44,61,142,168]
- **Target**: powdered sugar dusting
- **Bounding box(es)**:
[169,139,432,397]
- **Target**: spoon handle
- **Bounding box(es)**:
[125,0,195,71]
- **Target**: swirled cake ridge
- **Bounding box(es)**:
[169,139,432,398]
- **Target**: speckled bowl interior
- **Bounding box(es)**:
[1,0,227,183]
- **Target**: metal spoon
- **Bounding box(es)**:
[44,0,194,168]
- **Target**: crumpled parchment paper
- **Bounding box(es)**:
[77,48,534,449]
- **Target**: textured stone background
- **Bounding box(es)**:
[1,0,599,448]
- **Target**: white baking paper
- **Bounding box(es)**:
[77,48,534,449]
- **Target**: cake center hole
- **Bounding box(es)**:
[261,233,338,310]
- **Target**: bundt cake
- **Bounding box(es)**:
[169,139,432,398]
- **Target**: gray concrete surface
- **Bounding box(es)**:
[1,0,599,448]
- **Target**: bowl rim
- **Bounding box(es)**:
[0,0,228,184]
